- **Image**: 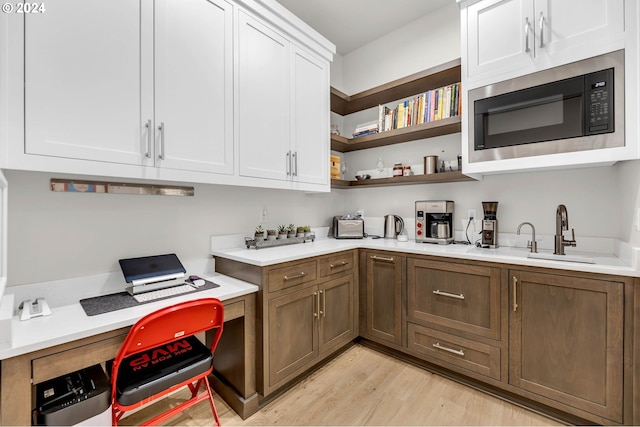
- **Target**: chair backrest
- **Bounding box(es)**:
[115,298,224,363]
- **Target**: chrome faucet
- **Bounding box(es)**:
[554,204,576,255]
[517,222,537,253]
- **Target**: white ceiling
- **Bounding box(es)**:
[275,0,453,55]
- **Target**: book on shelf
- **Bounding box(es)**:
[375,82,461,136]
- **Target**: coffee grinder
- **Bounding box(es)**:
[481,201,498,248]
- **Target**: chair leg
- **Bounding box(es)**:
[203,376,220,427]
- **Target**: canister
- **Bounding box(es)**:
[424,155,438,174]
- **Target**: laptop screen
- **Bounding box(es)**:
[119,253,186,283]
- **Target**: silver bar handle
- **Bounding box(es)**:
[144,120,152,158]
[293,151,298,177]
[513,276,518,312]
[329,261,347,268]
[284,272,306,281]
[286,151,291,176]
[432,342,465,357]
[539,12,545,48]
[433,290,465,300]
[319,289,325,318]
[313,291,318,318]
[157,122,165,160]
[524,17,531,53]
[370,255,394,263]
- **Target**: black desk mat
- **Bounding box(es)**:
[79,280,219,316]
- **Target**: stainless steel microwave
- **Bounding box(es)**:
[468,50,624,163]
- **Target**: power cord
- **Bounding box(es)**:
[465,217,472,244]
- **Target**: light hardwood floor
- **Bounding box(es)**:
[121,344,561,426]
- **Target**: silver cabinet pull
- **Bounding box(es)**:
[370,255,394,263]
[144,119,152,158]
[292,151,298,177]
[284,272,306,281]
[539,12,545,48]
[524,17,531,53]
[329,261,347,268]
[512,276,518,312]
[157,122,165,160]
[319,289,325,318]
[433,290,465,300]
[433,342,465,357]
[313,291,318,318]
[286,151,291,176]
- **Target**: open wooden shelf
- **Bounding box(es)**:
[330,58,461,115]
[331,116,461,153]
[331,171,474,189]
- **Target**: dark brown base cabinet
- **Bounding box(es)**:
[509,270,625,423]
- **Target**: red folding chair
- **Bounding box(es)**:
[110,298,224,426]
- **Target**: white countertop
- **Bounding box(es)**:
[211,234,639,277]
[0,261,258,360]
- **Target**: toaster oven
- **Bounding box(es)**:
[332,216,364,239]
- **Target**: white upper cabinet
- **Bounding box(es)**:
[463,0,625,86]
[24,1,146,165]
[237,11,291,181]
[0,170,6,303]
[237,9,330,187]
[154,0,234,175]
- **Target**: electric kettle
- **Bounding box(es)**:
[384,215,404,239]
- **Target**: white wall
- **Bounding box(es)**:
[5,170,343,286]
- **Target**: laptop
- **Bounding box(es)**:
[119,253,188,296]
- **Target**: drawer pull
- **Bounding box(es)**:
[433,290,465,300]
[329,261,348,268]
[370,255,394,263]
[284,272,306,281]
[432,342,465,357]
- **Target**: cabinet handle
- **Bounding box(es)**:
[432,342,465,357]
[319,289,325,318]
[144,120,152,158]
[524,17,531,53]
[512,276,518,312]
[539,12,545,48]
[157,122,165,160]
[286,151,291,176]
[292,151,298,177]
[370,255,394,263]
[432,290,465,300]
[313,291,318,318]
[329,261,347,268]
[284,272,306,281]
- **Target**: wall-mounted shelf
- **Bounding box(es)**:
[331,116,461,153]
[331,171,474,189]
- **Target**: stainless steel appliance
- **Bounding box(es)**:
[415,201,454,244]
[468,50,624,163]
[384,215,404,239]
[332,215,365,239]
[481,201,498,248]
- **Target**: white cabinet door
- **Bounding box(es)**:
[154,0,233,175]
[466,0,534,81]
[237,11,290,181]
[535,0,624,64]
[290,46,329,185]
[0,170,6,302]
[24,0,147,165]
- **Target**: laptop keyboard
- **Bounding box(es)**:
[133,284,196,303]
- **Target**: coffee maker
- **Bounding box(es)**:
[415,200,454,244]
[481,201,498,248]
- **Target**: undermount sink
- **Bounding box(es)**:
[527,252,596,264]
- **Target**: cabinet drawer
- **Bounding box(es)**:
[408,323,500,380]
[319,251,355,279]
[407,258,500,340]
[268,260,317,293]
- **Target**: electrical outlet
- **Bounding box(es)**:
[468,209,476,221]
[260,207,268,222]
[356,209,364,219]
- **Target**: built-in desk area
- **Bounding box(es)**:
[0,267,258,426]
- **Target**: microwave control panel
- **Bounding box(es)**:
[586,68,614,134]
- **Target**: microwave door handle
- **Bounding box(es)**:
[524,17,531,53]
[539,12,545,48]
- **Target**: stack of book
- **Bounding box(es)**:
[352,121,379,138]
[378,82,461,133]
